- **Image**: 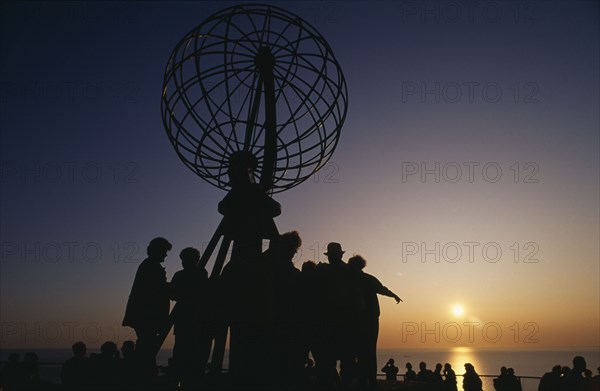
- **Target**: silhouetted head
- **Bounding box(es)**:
[435,363,442,371]
[121,340,135,359]
[551,365,561,375]
[406,362,413,370]
[507,368,515,375]
[147,237,172,262]
[348,255,367,271]
[500,366,507,375]
[572,356,586,371]
[419,361,427,370]
[444,363,452,370]
[101,341,118,358]
[561,366,571,376]
[583,369,592,378]
[301,260,317,273]
[180,247,200,269]
[227,151,257,188]
[388,358,395,365]
[324,242,345,262]
[271,231,302,261]
[464,363,474,372]
[72,341,86,357]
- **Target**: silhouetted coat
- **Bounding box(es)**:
[61,356,90,387]
[463,369,483,391]
[538,371,561,391]
[122,258,170,332]
[382,363,399,381]
[444,369,458,391]
[170,267,208,335]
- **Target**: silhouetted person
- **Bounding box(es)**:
[90,341,121,388]
[21,352,41,388]
[506,367,522,391]
[119,340,138,386]
[171,246,208,387]
[444,363,458,391]
[315,242,355,386]
[463,363,483,391]
[494,366,509,391]
[267,232,304,387]
[382,358,399,381]
[0,353,23,391]
[417,361,434,382]
[433,363,444,385]
[123,237,172,379]
[61,341,91,388]
[563,356,588,391]
[405,362,417,381]
[348,254,401,388]
[539,365,562,391]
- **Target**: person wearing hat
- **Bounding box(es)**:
[324,242,345,263]
[316,242,356,386]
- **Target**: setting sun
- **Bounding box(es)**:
[452,304,465,317]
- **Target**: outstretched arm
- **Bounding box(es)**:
[368,273,403,303]
[378,285,402,303]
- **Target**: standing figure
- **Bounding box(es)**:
[494,366,508,391]
[61,341,90,388]
[122,237,172,378]
[463,363,483,391]
[538,365,561,391]
[506,368,522,391]
[267,231,304,387]
[170,247,208,387]
[316,242,355,386]
[433,363,444,385]
[563,356,588,391]
[405,362,417,381]
[348,254,401,389]
[381,359,399,381]
[443,363,458,391]
[417,361,434,382]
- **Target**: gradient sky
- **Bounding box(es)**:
[1,1,598,353]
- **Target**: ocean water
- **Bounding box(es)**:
[1,346,598,391]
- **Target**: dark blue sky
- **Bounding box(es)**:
[1,1,598,350]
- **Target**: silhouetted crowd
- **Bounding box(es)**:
[0,352,47,391]
[536,356,599,391]
[120,235,402,389]
[384,361,472,391]
[1,348,599,390]
[376,356,600,391]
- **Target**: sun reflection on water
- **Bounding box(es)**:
[448,346,481,375]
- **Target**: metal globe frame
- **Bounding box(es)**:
[161,3,348,193]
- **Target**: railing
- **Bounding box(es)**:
[0,361,543,391]
[376,373,542,391]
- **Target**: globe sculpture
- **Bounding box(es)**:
[159,3,348,376]
[161,3,348,193]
